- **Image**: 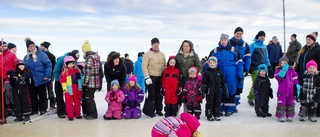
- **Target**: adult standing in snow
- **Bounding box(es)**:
[104,51,127,91]
[82,40,102,120]
[286,34,302,66]
[247,31,271,107]
[124,53,133,81]
[175,40,200,113]
[133,52,145,92]
[53,49,80,118]
[0,41,18,124]
[267,36,283,78]
[229,27,251,113]
[143,37,166,116]
[23,38,52,115]
[40,41,56,110]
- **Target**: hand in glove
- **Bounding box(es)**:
[133,100,139,107]
[160,88,165,96]
[278,64,289,78]
[295,84,301,98]
[269,88,273,99]
[126,101,132,107]
[145,76,153,85]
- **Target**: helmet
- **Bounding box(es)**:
[64,56,75,65]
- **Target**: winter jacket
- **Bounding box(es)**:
[83,51,101,89]
[162,66,180,94]
[296,44,320,76]
[184,77,202,105]
[60,67,82,95]
[267,41,283,63]
[104,58,126,90]
[124,58,133,74]
[286,40,302,63]
[23,46,52,86]
[142,49,166,77]
[44,50,56,76]
[105,89,125,112]
[175,51,200,86]
[230,37,251,71]
[134,57,144,77]
[9,70,31,93]
[0,49,17,79]
[202,67,226,95]
[253,75,272,98]
[249,39,271,72]
[123,87,144,108]
[274,67,298,97]
[53,52,72,82]
[301,72,320,103]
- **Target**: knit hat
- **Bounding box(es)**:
[124,53,129,58]
[291,34,297,39]
[306,32,318,42]
[255,31,266,39]
[208,56,218,65]
[234,27,243,34]
[128,75,137,83]
[188,66,198,74]
[15,60,26,70]
[111,79,120,86]
[7,43,16,49]
[258,64,268,74]
[306,59,318,70]
[279,56,289,63]
[151,37,160,45]
[82,40,92,53]
[25,37,35,48]
[220,33,229,40]
[40,41,51,49]
[137,52,143,57]
[71,50,80,59]
[272,36,278,40]
[180,112,200,133]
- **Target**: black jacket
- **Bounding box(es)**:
[9,71,31,93]
[44,50,56,74]
[104,59,127,89]
[201,67,226,95]
[296,44,320,76]
[124,58,133,74]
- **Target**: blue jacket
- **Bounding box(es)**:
[23,46,52,86]
[267,41,283,63]
[249,39,271,72]
[133,57,144,78]
[53,52,71,82]
[230,37,251,71]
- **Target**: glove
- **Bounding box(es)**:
[237,77,243,83]
[201,85,207,94]
[160,88,165,96]
[126,101,132,107]
[110,91,115,96]
[282,63,289,72]
[269,88,273,99]
[133,100,139,107]
[254,90,259,101]
[236,88,243,95]
[278,64,289,78]
[296,84,301,98]
[244,71,249,77]
[145,76,153,85]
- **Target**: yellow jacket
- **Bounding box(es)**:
[142,50,166,77]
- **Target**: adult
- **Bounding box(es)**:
[23,38,52,115]
[40,41,56,110]
[133,52,145,92]
[143,37,166,116]
[267,36,283,78]
[0,41,18,124]
[286,34,302,66]
[124,53,133,80]
[247,31,271,106]
[208,33,243,116]
[53,49,79,118]
[295,32,320,117]
[104,51,127,91]
[229,27,251,113]
[175,40,200,113]
[7,43,17,54]
[82,40,102,120]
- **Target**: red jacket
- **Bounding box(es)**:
[162,66,180,93]
[0,49,17,79]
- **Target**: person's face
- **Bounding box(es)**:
[182,42,191,53]
[306,38,315,46]
[18,65,25,71]
[220,39,228,47]
[258,36,265,41]
[209,60,217,68]
[113,58,120,65]
[40,45,47,52]
[234,32,243,40]
[169,59,176,67]
[189,72,197,78]
[67,62,74,68]
[259,70,266,77]
[112,84,119,91]
[290,36,295,42]
[280,61,287,67]
[129,81,135,87]
[272,39,278,44]
[28,44,36,52]
[152,43,160,51]
[1,44,7,51]
[11,47,17,53]
[307,66,317,73]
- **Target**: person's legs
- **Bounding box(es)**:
[55,82,65,117]
[247,70,258,105]
[85,88,97,119]
[36,84,48,114]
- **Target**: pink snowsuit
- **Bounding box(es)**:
[105,89,125,119]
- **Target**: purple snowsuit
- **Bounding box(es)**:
[122,87,144,119]
[274,67,298,119]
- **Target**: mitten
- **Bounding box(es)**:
[278,64,289,78]
[133,100,139,107]
[236,88,243,94]
[126,101,131,107]
[295,84,301,98]
[145,76,153,85]
[110,91,115,96]
[269,88,273,99]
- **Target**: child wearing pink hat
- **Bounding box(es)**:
[298,60,320,122]
[151,112,202,137]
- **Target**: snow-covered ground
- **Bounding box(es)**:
[1,76,320,137]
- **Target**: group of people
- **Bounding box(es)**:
[0,28,320,127]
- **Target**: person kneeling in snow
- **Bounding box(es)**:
[151,112,202,137]
[104,80,124,120]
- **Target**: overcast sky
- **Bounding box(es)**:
[1,0,319,61]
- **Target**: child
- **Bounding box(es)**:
[5,70,14,116]
[184,66,202,119]
[202,56,227,121]
[161,56,180,117]
[151,112,202,137]
[9,60,31,122]
[77,62,86,117]
[104,80,124,120]
[123,75,144,119]
[298,60,320,122]
[60,56,83,121]
[254,64,273,118]
[274,56,299,122]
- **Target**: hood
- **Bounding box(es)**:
[178,40,196,56]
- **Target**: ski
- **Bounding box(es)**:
[23,110,56,124]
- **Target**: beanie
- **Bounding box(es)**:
[125,53,129,58]
[258,64,268,74]
[279,56,289,63]
[111,80,120,86]
[7,43,16,49]
[306,59,318,70]
[272,36,278,40]
[40,41,51,49]
[180,112,200,133]
[128,75,137,83]
[255,31,266,39]
[208,56,218,64]
[82,40,92,53]
[234,27,243,34]
[220,33,229,40]
[291,34,297,39]
[188,66,198,74]
[151,37,160,45]
[137,52,143,57]
[25,37,35,48]
[306,32,318,42]
[71,50,80,59]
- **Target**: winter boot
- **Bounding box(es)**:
[14,117,23,122]
[24,116,30,122]
[309,117,317,122]
[234,107,238,113]
[286,117,293,122]
[68,118,74,121]
[171,104,179,117]
[248,100,254,107]
[214,117,221,121]
[156,111,164,116]
[299,116,306,121]
[266,112,272,117]
[0,118,7,124]
[207,116,214,121]
[278,118,286,122]
[164,104,171,117]
[76,116,83,119]
[224,112,232,117]
[103,115,112,120]
[195,115,200,119]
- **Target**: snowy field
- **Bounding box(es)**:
[1,76,320,137]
